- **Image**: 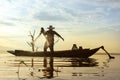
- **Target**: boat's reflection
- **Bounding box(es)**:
[17,57,110,79]
[41,57,99,79]
[62,58,98,67]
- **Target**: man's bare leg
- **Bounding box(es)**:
[43,43,48,67]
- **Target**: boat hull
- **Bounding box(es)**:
[7,46,102,58]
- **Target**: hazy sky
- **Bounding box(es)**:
[0,0,120,53]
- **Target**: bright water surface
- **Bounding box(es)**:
[0,52,120,80]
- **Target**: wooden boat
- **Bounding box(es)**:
[7,46,105,58]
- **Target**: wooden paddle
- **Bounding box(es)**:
[101,46,115,59]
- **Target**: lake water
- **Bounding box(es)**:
[0,52,120,80]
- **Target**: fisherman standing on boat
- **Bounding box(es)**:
[36,25,64,68]
[39,25,64,53]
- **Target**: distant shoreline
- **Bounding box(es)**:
[96,52,120,55]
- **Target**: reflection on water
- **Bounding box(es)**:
[43,56,54,78]
[16,57,110,79]
[65,58,98,67]
[0,54,115,80]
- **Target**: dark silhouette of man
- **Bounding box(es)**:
[40,25,64,53]
[37,25,64,68]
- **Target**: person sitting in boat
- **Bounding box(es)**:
[72,44,78,50]
[40,25,64,53]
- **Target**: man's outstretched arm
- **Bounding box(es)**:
[55,31,64,41]
[35,27,45,41]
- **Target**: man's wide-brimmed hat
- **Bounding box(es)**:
[47,25,55,29]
